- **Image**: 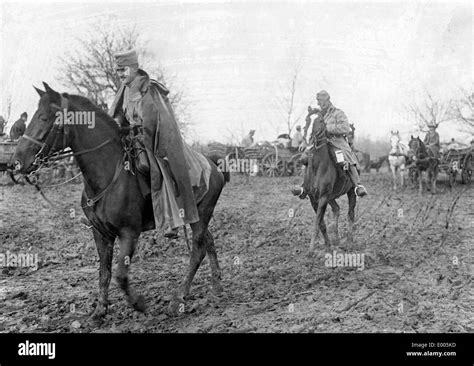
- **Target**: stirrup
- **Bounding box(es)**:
[355,184,367,198]
[290,185,307,199]
[164,228,179,239]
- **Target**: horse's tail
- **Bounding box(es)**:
[208,154,230,184]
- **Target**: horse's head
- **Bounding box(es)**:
[408,135,425,158]
[13,82,70,174]
[390,130,401,150]
[311,115,328,149]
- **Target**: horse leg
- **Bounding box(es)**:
[115,230,146,312]
[90,228,114,323]
[204,229,223,295]
[347,188,356,245]
[390,164,397,190]
[418,169,423,194]
[400,165,405,188]
[431,163,438,194]
[328,200,340,245]
[309,196,320,253]
[316,196,331,249]
[168,221,207,316]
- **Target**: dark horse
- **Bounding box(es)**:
[13,83,229,323]
[305,114,357,252]
[408,135,439,194]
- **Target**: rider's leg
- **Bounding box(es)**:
[348,165,367,197]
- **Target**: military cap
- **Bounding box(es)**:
[114,49,139,67]
[316,90,330,100]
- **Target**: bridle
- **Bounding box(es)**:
[19,94,119,208]
[21,94,111,177]
[390,135,403,156]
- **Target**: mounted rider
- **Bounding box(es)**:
[291,90,367,198]
[10,112,28,140]
[423,124,440,159]
[109,49,203,239]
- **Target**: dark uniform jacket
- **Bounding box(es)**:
[10,119,26,140]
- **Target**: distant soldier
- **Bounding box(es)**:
[241,129,256,148]
[423,124,440,159]
[0,115,5,136]
[292,90,367,198]
[291,126,304,149]
[447,138,460,150]
[10,112,27,140]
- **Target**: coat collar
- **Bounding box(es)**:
[126,69,150,95]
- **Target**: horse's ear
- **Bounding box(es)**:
[33,85,45,97]
[43,82,58,96]
[42,82,61,104]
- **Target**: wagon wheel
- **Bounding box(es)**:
[461,153,472,184]
[288,153,304,176]
[262,152,284,177]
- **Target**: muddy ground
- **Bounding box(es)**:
[0,172,472,333]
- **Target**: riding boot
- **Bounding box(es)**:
[348,165,368,197]
[164,226,179,239]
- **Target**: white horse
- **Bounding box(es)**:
[388,131,409,189]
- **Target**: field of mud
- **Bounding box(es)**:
[0,172,472,333]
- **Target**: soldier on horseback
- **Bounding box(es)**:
[423,124,440,159]
[109,50,202,239]
[291,90,367,198]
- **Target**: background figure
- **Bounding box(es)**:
[424,124,440,159]
[291,125,304,149]
[241,129,256,148]
[10,112,28,140]
[0,115,6,136]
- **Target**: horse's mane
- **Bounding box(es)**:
[65,93,118,131]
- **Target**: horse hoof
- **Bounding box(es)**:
[210,280,223,295]
[167,296,185,317]
[88,308,106,327]
[132,294,147,312]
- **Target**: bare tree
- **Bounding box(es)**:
[451,87,474,132]
[4,95,13,122]
[273,66,305,136]
[410,91,453,131]
[58,23,190,131]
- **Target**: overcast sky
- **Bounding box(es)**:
[1,0,472,144]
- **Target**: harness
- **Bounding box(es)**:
[21,94,119,208]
